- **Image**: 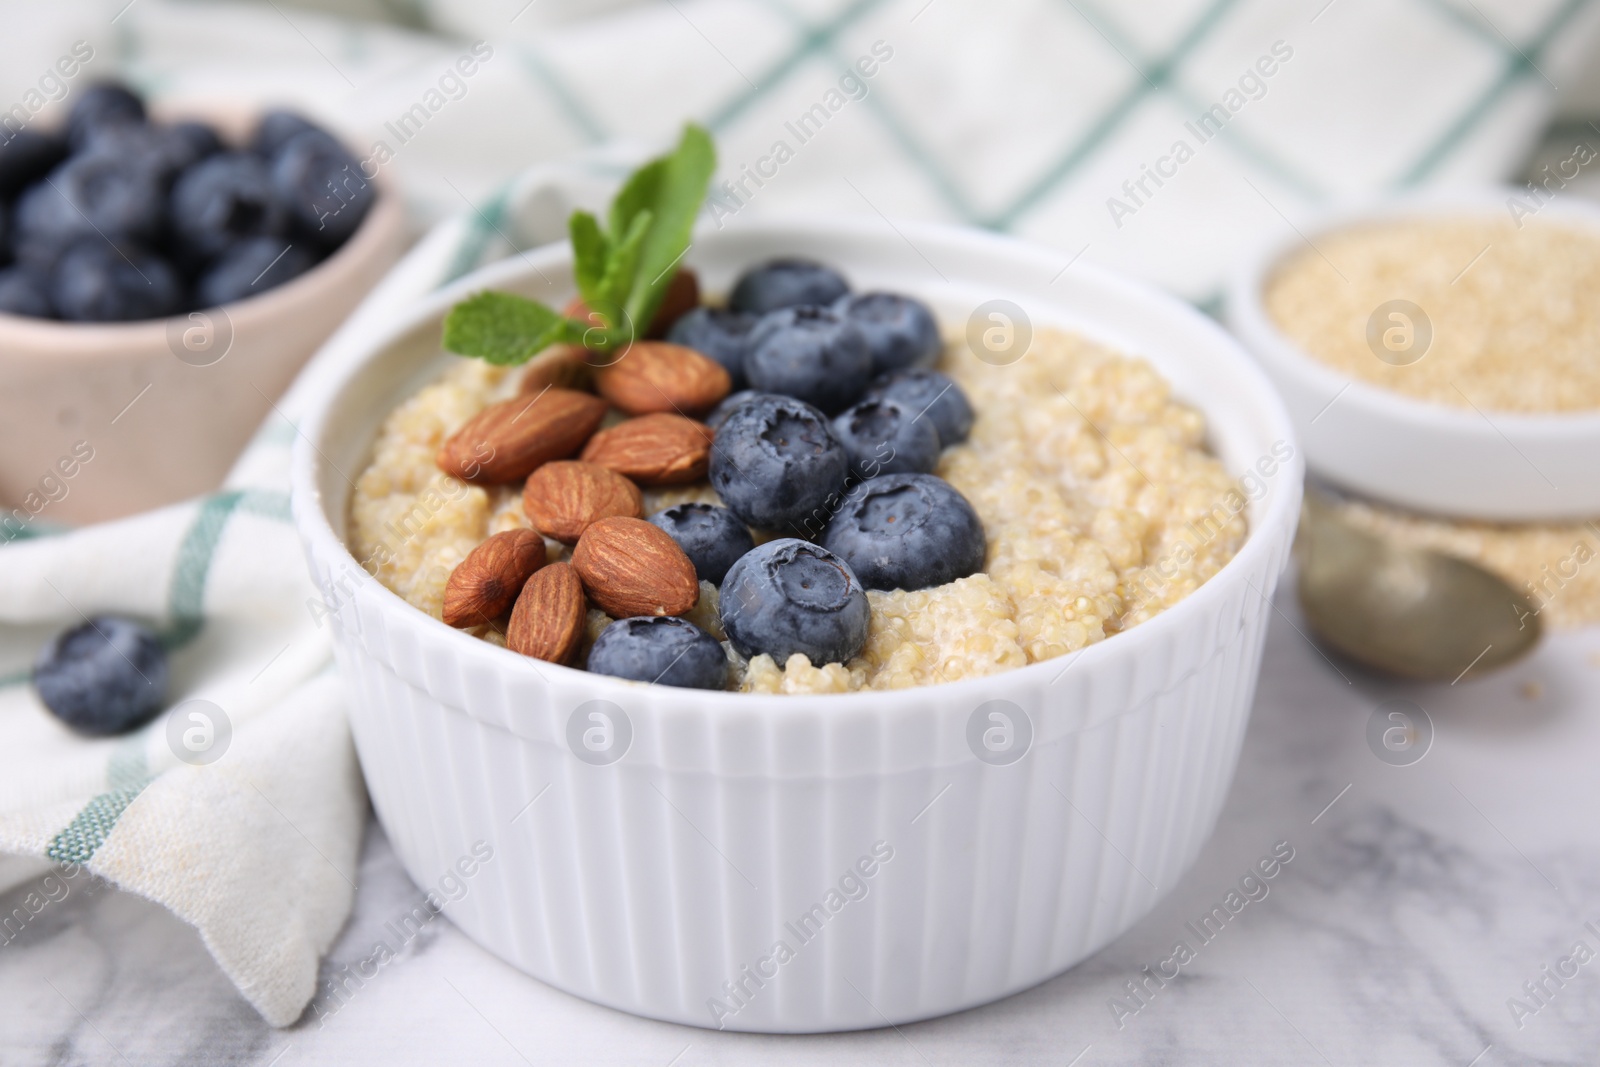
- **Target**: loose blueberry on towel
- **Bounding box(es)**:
[743,305,872,414]
[51,241,183,322]
[728,257,849,315]
[587,616,727,690]
[170,152,288,261]
[196,236,315,307]
[830,398,941,479]
[861,368,974,447]
[666,306,759,388]
[834,292,940,376]
[720,539,870,665]
[64,82,147,151]
[33,616,170,736]
[821,472,985,592]
[271,130,374,247]
[709,393,850,531]
[649,503,756,585]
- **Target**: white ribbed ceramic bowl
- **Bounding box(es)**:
[291,218,1300,1033]
[1226,189,1600,521]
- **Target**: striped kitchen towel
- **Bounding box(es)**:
[1,0,1596,1030]
[33,0,1600,301]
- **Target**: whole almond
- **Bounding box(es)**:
[647,269,700,337]
[507,562,587,664]
[436,387,607,484]
[443,529,546,627]
[580,413,713,485]
[519,344,594,394]
[592,341,730,417]
[571,516,700,617]
[523,460,643,544]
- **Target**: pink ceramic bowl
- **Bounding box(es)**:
[0,101,407,527]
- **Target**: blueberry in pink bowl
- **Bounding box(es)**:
[0,81,376,323]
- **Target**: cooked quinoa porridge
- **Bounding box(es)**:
[349,326,1250,693]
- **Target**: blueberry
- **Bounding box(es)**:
[820,473,985,592]
[14,154,166,251]
[65,83,146,151]
[271,130,373,247]
[666,306,757,387]
[705,389,774,432]
[720,539,870,665]
[251,109,322,159]
[744,305,872,414]
[51,241,183,322]
[648,503,756,585]
[586,616,727,689]
[862,368,975,447]
[0,267,52,317]
[170,152,288,260]
[0,129,68,200]
[830,398,941,479]
[84,122,222,186]
[33,616,169,736]
[196,236,314,306]
[834,291,941,375]
[168,121,225,165]
[729,257,849,315]
[709,394,850,532]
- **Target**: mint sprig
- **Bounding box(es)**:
[442,124,715,362]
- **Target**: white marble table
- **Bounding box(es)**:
[3,578,1598,1066]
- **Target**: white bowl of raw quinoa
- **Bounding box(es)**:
[1228,189,1600,521]
[290,216,1300,1032]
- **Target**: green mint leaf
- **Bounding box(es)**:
[597,209,653,320]
[569,211,609,308]
[623,124,715,331]
[442,291,572,366]
[607,159,665,245]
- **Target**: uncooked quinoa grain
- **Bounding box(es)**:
[1265,218,1600,413]
[350,328,1250,692]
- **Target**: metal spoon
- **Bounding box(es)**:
[1295,489,1542,681]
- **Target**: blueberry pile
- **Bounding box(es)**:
[591,257,987,689]
[0,82,375,322]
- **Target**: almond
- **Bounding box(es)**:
[442,529,546,627]
[507,562,587,664]
[436,387,607,484]
[523,460,643,544]
[571,515,700,617]
[592,341,730,417]
[646,268,700,337]
[519,344,594,394]
[580,413,712,485]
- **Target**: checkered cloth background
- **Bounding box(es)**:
[0,0,1596,1027]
